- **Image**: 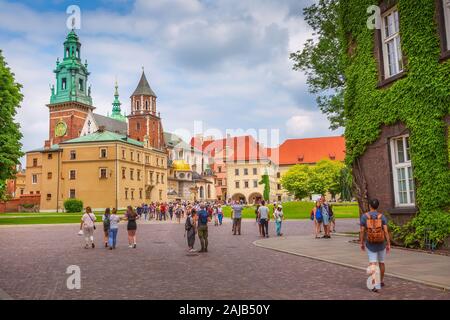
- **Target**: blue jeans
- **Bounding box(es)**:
[218,214,223,225]
[275,221,282,236]
[109,228,118,248]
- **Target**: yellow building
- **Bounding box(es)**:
[26,129,167,212]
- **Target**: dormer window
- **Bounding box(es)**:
[297,155,304,162]
[329,153,336,160]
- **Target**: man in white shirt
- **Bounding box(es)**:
[257,201,270,238]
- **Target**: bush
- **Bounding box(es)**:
[64,199,83,213]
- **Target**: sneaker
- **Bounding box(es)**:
[133,244,137,249]
[105,242,108,248]
[128,245,133,248]
[109,247,113,250]
[92,243,95,248]
[204,248,208,252]
[84,245,89,249]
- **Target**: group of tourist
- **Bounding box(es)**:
[311,195,336,239]
[80,205,139,250]
[80,196,391,293]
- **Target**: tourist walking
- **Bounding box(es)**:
[255,204,262,236]
[169,203,174,220]
[143,203,149,221]
[313,200,323,238]
[102,208,111,248]
[258,201,270,238]
[80,206,96,249]
[108,208,120,250]
[217,204,223,225]
[123,205,139,248]
[197,203,211,252]
[185,209,197,252]
[360,199,390,292]
[232,201,243,235]
[274,204,284,236]
[213,205,219,226]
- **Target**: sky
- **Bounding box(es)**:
[0,0,343,165]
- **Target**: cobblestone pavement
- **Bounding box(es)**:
[0,218,449,300]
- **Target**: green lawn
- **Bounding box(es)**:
[223,201,358,220]
[0,202,359,225]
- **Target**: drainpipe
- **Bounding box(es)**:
[115,143,119,210]
[56,151,60,213]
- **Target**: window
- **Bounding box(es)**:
[244,168,248,175]
[32,174,37,184]
[159,190,162,201]
[277,172,281,179]
[139,189,143,199]
[46,194,52,201]
[137,153,141,162]
[441,0,450,52]
[244,181,249,188]
[36,191,40,195]
[78,78,84,91]
[100,148,107,158]
[253,168,257,175]
[235,181,240,188]
[381,7,403,78]
[70,150,76,160]
[390,135,415,206]
[130,169,134,180]
[125,188,129,200]
[156,173,160,184]
[48,154,53,160]
[122,168,126,179]
[136,101,140,110]
[161,174,164,184]
[20,189,24,195]
[131,151,134,161]
[218,179,222,186]
[145,155,150,163]
[62,78,67,90]
[253,180,258,188]
[137,170,141,181]
[33,158,38,167]
[131,189,135,200]
[136,122,141,131]
[69,170,76,180]
[277,184,282,190]
[47,172,52,179]
[235,168,239,176]
[30,191,34,195]
[122,149,126,159]
[69,189,76,199]
[145,101,149,110]
[218,166,222,173]
[99,168,107,179]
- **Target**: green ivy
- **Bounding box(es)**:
[340,0,450,247]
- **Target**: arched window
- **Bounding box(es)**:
[199,186,204,199]
[136,101,140,110]
[66,48,69,58]
[145,101,149,110]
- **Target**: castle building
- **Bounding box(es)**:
[24,30,168,212]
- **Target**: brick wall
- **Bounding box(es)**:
[0,194,41,213]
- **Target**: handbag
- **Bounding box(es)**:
[88,213,96,230]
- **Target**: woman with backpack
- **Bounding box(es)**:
[313,201,323,239]
[80,206,96,249]
[123,205,139,248]
[102,208,111,248]
[185,209,197,252]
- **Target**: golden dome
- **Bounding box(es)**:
[172,160,191,171]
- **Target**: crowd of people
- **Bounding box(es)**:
[79,196,390,293]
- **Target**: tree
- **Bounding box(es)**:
[338,165,353,201]
[309,159,344,198]
[289,0,345,130]
[280,164,312,200]
[0,50,23,200]
[259,173,271,201]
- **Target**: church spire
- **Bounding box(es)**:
[109,79,126,122]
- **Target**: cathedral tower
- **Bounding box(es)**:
[47,30,94,145]
[127,70,165,150]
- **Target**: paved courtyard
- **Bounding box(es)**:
[0,219,449,300]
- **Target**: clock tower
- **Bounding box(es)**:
[47,29,94,145]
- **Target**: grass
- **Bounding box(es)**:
[0,202,359,225]
[223,201,358,220]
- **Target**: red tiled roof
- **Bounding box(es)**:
[271,136,345,165]
[191,135,270,161]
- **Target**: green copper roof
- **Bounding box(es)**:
[110,80,127,122]
[50,29,93,106]
[27,144,60,153]
[131,71,157,97]
[61,130,143,147]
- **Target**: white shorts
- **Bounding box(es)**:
[367,248,386,263]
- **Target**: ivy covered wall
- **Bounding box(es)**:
[340,0,450,247]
